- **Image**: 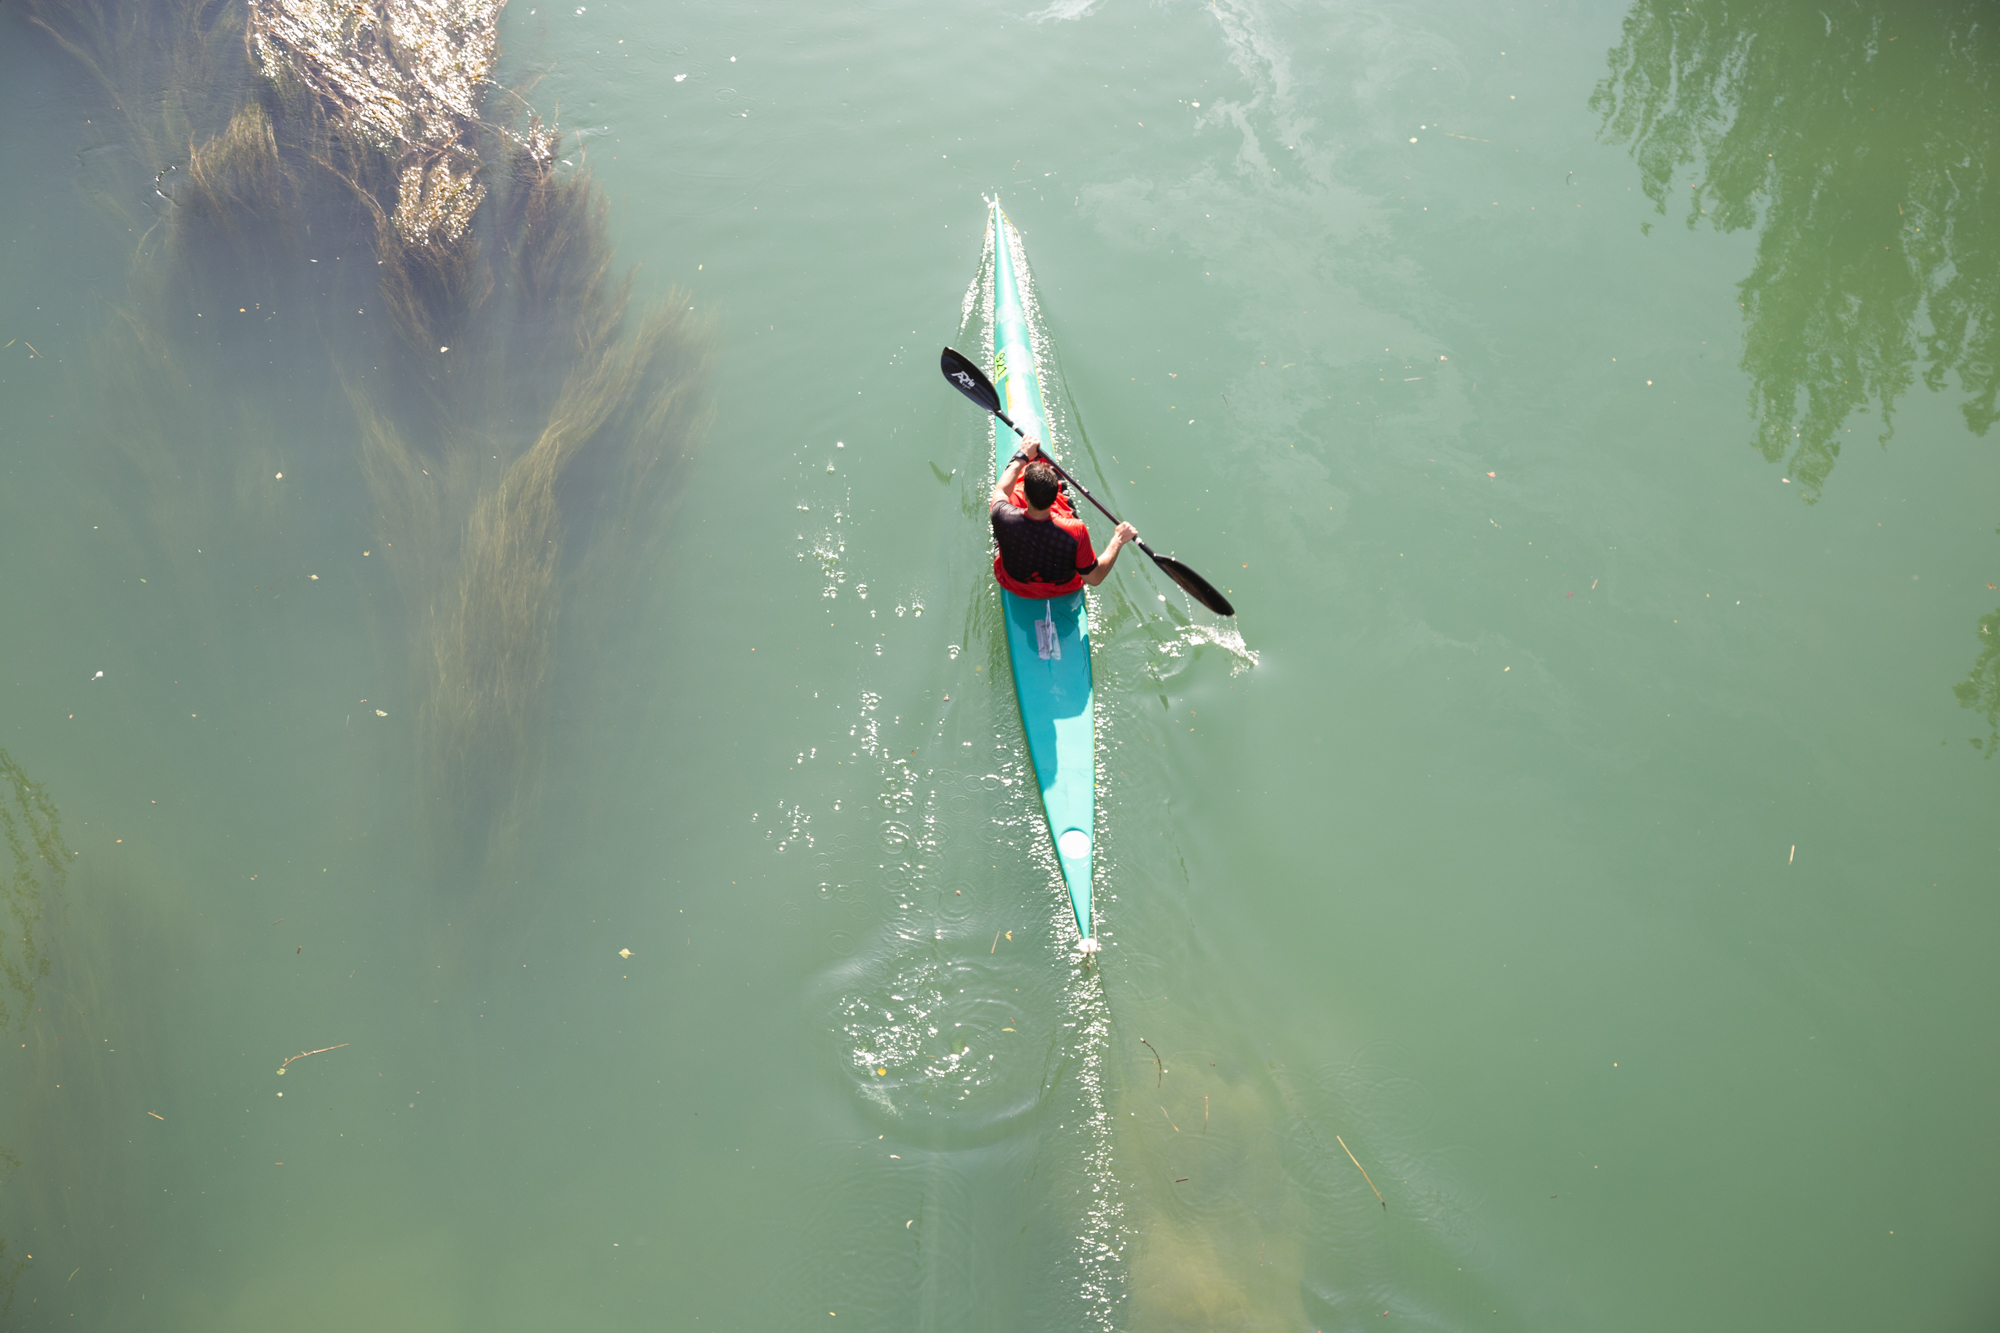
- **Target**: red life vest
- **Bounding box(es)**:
[990,483,1097,597]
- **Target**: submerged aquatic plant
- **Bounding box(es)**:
[0,749,68,1034]
[248,0,500,153]
[249,0,500,242]
[0,751,65,1318]
[23,0,711,881]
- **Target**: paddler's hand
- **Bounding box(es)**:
[1081,521,1141,587]
[993,438,1041,505]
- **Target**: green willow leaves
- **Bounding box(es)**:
[1593,0,1999,749]
[1956,603,2000,755]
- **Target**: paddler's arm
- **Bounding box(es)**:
[989,436,1044,505]
[1080,521,1139,586]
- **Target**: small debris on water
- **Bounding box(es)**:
[617,948,633,959]
[375,709,388,717]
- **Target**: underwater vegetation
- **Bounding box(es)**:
[0,748,70,1319]
[20,0,712,875]
[0,748,67,1035]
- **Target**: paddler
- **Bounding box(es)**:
[989,436,1138,596]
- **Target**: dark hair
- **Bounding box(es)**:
[1022,460,1060,511]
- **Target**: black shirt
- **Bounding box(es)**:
[991,499,1097,591]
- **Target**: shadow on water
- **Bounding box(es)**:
[1591,0,2000,750]
[18,0,713,886]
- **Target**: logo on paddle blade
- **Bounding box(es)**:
[951,371,977,389]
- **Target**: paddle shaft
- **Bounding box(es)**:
[992,407,1161,561]
[943,343,1233,614]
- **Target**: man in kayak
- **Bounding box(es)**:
[990,436,1138,596]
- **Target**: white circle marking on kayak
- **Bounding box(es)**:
[1058,829,1091,860]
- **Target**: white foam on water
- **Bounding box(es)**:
[1027,0,1105,21]
[1169,617,1261,676]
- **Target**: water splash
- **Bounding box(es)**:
[1164,616,1262,677]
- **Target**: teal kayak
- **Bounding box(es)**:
[987,199,1097,951]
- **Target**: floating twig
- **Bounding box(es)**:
[147,1111,165,1120]
[277,1042,349,1073]
[1139,1038,1162,1087]
[1174,1176,1189,1183]
[1204,1094,1209,1131]
[1161,1105,1179,1132]
[991,930,1001,954]
[1336,1133,1386,1209]
[23,342,42,358]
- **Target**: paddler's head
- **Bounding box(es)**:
[1021,461,1060,515]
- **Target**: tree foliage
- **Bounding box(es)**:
[1594,0,2000,748]
[1592,0,1998,495]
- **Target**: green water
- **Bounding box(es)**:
[2,1,1996,1329]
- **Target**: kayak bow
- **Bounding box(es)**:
[987,200,1097,951]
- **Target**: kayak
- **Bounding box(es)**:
[987,199,1097,951]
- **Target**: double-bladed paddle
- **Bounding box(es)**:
[940,347,1236,617]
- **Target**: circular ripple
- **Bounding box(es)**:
[814,942,1067,1142]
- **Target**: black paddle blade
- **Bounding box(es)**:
[1151,552,1235,617]
[940,347,1001,414]
[947,342,1233,614]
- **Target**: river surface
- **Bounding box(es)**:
[2,2,1996,1329]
